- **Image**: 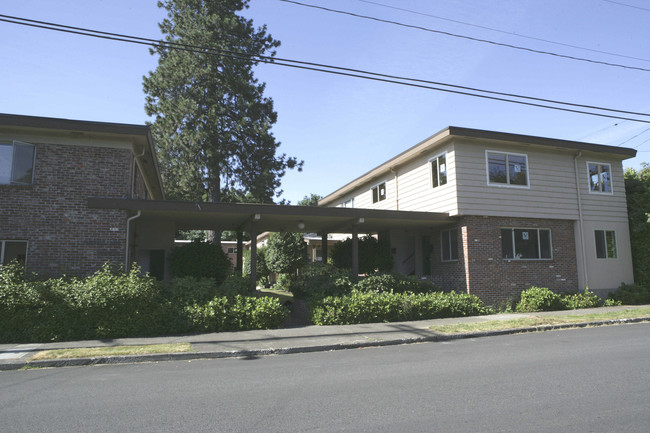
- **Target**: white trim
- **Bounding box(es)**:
[429,152,448,189]
[485,150,530,189]
[586,161,614,195]
[370,180,387,204]
[501,227,553,261]
[594,229,618,260]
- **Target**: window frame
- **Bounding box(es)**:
[485,150,530,189]
[340,198,354,208]
[595,230,617,259]
[370,181,387,204]
[1,240,28,265]
[501,227,552,260]
[587,161,614,195]
[430,152,448,189]
[0,141,36,186]
[440,228,459,262]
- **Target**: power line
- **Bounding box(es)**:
[618,127,650,146]
[279,0,650,73]
[358,0,650,64]
[603,0,650,13]
[1,13,650,124]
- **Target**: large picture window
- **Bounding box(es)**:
[588,162,612,193]
[595,230,617,259]
[1,240,27,265]
[487,151,528,187]
[441,229,458,262]
[430,153,447,188]
[501,228,552,260]
[0,141,35,185]
[371,182,386,203]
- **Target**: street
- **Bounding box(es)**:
[1,323,649,432]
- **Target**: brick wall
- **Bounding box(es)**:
[0,142,132,277]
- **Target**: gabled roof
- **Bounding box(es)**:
[0,113,164,199]
[319,126,637,206]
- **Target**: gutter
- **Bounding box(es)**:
[573,152,588,289]
[125,211,142,271]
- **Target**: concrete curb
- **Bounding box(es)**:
[2,316,648,371]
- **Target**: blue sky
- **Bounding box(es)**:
[2,0,649,203]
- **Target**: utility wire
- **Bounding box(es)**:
[279,0,650,73]
[1,13,649,124]
[358,0,650,63]
[603,0,650,13]
[618,127,650,146]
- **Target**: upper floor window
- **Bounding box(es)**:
[588,162,612,194]
[501,228,552,260]
[486,151,528,187]
[371,182,386,203]
[0,141,35,185]
[340,198,354,208]
[430,153,447,188]
[1,240,27,265]
[595,230,617,259]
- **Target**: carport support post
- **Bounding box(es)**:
[351,226,359,277]
[236,231,243,275]
[249,227,258,293]
[321,233,328,263]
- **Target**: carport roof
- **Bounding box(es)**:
[88,198,452,233]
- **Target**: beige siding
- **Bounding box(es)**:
[577,157,629,222]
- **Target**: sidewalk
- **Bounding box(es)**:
[2,305,649,371]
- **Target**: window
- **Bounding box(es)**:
[501,228,552,260]
[1,240,27,265]
[430,153,447,188]
[340,198,354,208]
[371,182,386,203]
[227,247,238,254]
[441,229,458,261]
[0,141,35,185]
[595,230,617,259]
[486,151,528,187]
[588,162,612,193]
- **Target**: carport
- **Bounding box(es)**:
[88,198,453,287]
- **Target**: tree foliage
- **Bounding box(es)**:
[143,0,302,203]
[265,232,307,274]
[168,240,232,284]
[330,235,394,274]
[297,193,322,206]
[624,163,650,285]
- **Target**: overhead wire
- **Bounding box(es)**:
[603,0,650,13]
[357,0,650,64]
[279,0,650,73]
[1,13,649,124]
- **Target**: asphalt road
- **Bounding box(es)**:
[1,323,649,432]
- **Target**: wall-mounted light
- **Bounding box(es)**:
[297,221,305,230]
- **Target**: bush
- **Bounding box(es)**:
[243,246,270,286]
[291,262,352,299]
[168,240,232,284]
[516,286,565,312]
[265,232,307,275]
[310,289,489,325]
[330,235,393,274]
[607,283,650,305]
[183,295,288,332]
[353,273,441,294]
[561,288,602,310]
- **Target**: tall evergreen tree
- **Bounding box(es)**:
[143,0,302,205]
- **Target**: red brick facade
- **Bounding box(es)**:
[0,142,133,277]
[431,216,578,305]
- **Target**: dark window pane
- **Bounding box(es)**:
[449,229,458,260]
[488,153,507,183]
[508,154,527,186]
[601,165,612,193]
[514,229,539,259]
[12,143,35,184]
[0,144,12,184]
[589,164,600,192]
[501,229,514,259]
[595,230,606,259]
[378,183,386,200]
[3,241,27,264]
[372,187,379,203]
[606,231,617,258]
[540,230,552,259]
[431,159,439,188]
[438,154,447,185]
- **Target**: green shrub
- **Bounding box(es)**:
[606,283,650,305]
[183,295,288,332]
[516,286,566,312]
[273,273,296,292]
[561,288,602,310]
[218,274,254,296]
[310,289,488,325]
[353,273,441,294]
[162,277,221,303]
[168,240,232,284]
[291,262,352,299]
[243,246,270,286]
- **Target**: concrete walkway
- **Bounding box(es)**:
[1,305,649,370]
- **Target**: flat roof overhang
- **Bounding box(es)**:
[88,198,453,233]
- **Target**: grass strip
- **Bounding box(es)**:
[430,306,650,334]
[29,343,193,361]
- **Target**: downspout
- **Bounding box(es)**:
[125,211,142,271]
[573,152,588,289]
[390,167,399,210]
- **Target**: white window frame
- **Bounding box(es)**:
[587,162,614,195]
[1,240,28,265]
[485,150,530,189]
[440,228,458,262]
[429,152,448,189]
[501,228,552,260]
[595,230,617,259]
[340,198,354,208]
[370,181,387,204]
[0,141,36,185]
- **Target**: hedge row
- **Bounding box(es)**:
[0,263,288,343]
[515,286,603,312]
[310,289,489,325]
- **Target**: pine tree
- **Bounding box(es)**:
[143,0,302,205]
